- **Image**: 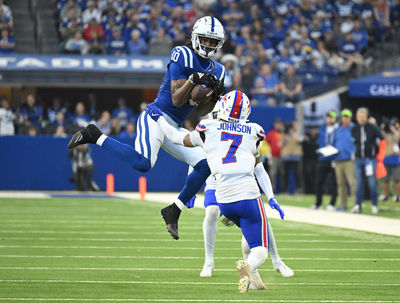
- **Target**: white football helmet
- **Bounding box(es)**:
[217,90,251,123]
[191,16,225,59]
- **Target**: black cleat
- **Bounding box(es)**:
[160,203,181,240]
[68,124,102,149]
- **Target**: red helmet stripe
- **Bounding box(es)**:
[229,91,242,120]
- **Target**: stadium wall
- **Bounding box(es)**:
[0,107,295,191]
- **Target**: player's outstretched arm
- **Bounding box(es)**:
[145,104,198,148]
[254,158,285,220]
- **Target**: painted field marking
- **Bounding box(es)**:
[0,255,399,261]
[0,267,398,273]
[0,245,399,251]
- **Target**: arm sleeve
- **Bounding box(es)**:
[254,162,275,200]
[189,131,204,147]
[157,116,186,145]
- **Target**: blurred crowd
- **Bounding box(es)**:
[262,108,400,213]
[0,94,140,142]
[0,0,15,54]
[54,0,400,104]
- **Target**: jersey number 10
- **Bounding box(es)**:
[221,132,243,164]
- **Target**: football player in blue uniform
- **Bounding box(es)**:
[68,16,225,239]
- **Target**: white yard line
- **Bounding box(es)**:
[0,267,397,273]
[0,279,398,285]
[0,299,399,303]
[0,245,398,251]
[0,255,398,261]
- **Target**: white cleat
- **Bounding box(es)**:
[372,205,379,214]
[250,271,267,290]
[236,260,251,293]
[274,262,294,277]
[326,204,335,211]
[200,263,214,277]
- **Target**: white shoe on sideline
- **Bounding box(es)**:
[350,204,361,213]
[309,205,319,210]
[372,205,379,214]
[275,262,294,277]
[236,260,250,293]
[326,205,335,211]
[200,262,214,277]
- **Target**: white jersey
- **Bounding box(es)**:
[193,119,266,203]
[0,108,15,135]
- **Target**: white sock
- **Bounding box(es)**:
[247,246,268,272]
[203,205,220,265]
[174,199,185,210]
[96,134,108,146]
[267,222,282,268]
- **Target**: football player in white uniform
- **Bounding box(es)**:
[146,90,291,293]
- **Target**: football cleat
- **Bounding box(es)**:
[326,204,335,211]
[160,203,181,240]
[372,205,379,214]
[68,124,102,149]
[236,260,250,293]
[274,261,294,278]
[200,262,214,277]
[350,204,361,214]
[250,271,267,290]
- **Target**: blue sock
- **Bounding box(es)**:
[178,159,211,203]
[102,137,151,172]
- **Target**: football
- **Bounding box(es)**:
[191,84,213,103]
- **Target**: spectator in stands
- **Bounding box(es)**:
[351,107,384,214]
[60,17,84,42]
[112,97,133,129]
[148,27,172,55]
[291,40,306,68]
[281,121,303,194]
[47,97,68,125]
[96,111,111,135]
[0,28,14,54]
[65,30,88,54]
[118,121,136,142]
[311,110,338,211]
[373,0,390,32]
[0,97,15,135]
[266,118,285,192]
[352,19,368,53]
[60,0,81,20]
[333,109,356,211]
[276,47,295,74]
[339,32,364,73]
[0,7,12,30]
[279,65,305,105]
[334,0,355,18]
[0,0,12,21]
[302,126,319,194]
[222,1,244,35]
[109,118,121,136]
[20,94,43,128]
[54,125,67,138]
[84,18,104,41]
[106,27,128,55]
[45,111,71,135]
[27,125,38,137]
[82,1,101,24]
[220,54,240,92]
[127,29,147,55]
[71,102,90,128]
[87,29,105,54]
[251,64,280,105]
[380,117,400,202]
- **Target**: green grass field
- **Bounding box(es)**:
[0,197,399,303]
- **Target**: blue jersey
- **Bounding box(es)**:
[153,46,225,126]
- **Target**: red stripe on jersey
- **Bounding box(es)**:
[257,197,268,248]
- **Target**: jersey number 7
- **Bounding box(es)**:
[221,132,243,164]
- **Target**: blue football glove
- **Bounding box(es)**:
[186,195,196,208]
[269,198,285,220]
[145,104,163,121]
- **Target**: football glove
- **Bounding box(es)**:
[145,104,163,121]
[186,195,196,208]
[268,198,285,220]
[189,72,218,89]
[210,79,224,103]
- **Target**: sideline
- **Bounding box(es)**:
[1,191,399,237]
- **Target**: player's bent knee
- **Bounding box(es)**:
[251,246,268,263]
[194,159,211,175]
[135,157,152,172]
